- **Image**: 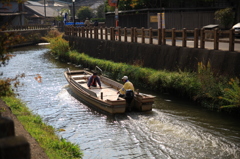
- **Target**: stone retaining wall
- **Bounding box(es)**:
[0,117,30,159]
[64,35,240,77]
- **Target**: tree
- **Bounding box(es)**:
[0,25,25,96]
[76,6,94,21]
[215,8,234,29]
[96,4,105,18]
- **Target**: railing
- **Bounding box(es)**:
[5,25,51,31]
[65,26,240,52]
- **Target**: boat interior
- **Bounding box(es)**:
[70,74,122,101]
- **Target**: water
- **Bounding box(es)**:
[1,45,240,159]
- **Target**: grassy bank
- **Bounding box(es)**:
[45,32,240,114]
[1,96,83,159]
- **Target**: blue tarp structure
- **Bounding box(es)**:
[65,22,84,27]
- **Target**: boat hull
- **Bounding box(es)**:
[65,70,126,114]
[64,69,155,114]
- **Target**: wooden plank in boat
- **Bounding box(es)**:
[71,75,90,79]
[75,79,87,83]
[80,82,119,101]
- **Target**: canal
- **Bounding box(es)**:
[1,45,240,159]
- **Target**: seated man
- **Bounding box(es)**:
[87,72,102,89]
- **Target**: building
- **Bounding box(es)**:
[24,1,62,25]
[0,1,27,26]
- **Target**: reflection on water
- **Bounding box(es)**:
[1,44,240,159]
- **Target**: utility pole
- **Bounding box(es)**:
[115,0,119,28]
[72,0,75,26]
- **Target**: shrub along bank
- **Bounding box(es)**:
[47,34,240,115]
[1,96,83,159]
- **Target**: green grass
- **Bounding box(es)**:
[1,96,83,159]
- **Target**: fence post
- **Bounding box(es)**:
[194,28,199,48]
[124,27,127,42]
[74,27,76,36]
[229,29,235,52]
[149,27,153,44]
[86,27,89,38]
[77,27,80,37]
[141,27,145,44]
[214,28,219,50]
[172,28,176,46]
[94,27,97,39]
[71,27,74,36]
[73,27,75,36]
[82,27,85,38]
[162,28,166,45]
[112,27,116,41]
[131,27,134,42]
[118,27,121,41]
[90,28,93,39]
[110,27,112,40]
[134,27,138,42]
[105,27,108,40]
[200,28,205,49]
[158,28,162,45]
[182,28,187,47]
[100,27,103,40]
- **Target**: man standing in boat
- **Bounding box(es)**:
[118,76,135,111]
[87,72,102,89]
[118,76,134,97]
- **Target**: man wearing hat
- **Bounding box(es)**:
[117,76,134,98]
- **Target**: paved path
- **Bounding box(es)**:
[95,30,240,52]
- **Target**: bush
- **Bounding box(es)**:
[214,8,234,29]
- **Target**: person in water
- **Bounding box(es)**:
[87,72,102,89]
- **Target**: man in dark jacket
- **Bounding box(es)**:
[87,73,102,89]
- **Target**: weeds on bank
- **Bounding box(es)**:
[1,96,83,159]
[48,35,240,111]
[219,78,240,108]
[0,74,25,96]
[44,30,70,56]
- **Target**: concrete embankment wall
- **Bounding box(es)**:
[64,35,240,77]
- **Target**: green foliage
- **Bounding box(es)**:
[45,30,63,39]
[96,4,105,18]
[91,18,105,22]
[214,8,234,29]
[44,33,69,57]
[61,51,201,98]
[55,15,64,22]
[104,0,114,12]
[0,25,25,66]
[219,78,240,108]
[104,0,234,11]
[1,96,83,159]
[76,6,94,21]
[0,74,25,97]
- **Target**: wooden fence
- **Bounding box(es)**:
[6,25,51,31]
[65,26,240,52]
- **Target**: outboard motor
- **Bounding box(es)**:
[125,89,134,111]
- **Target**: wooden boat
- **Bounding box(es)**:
[64,69,155,114]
